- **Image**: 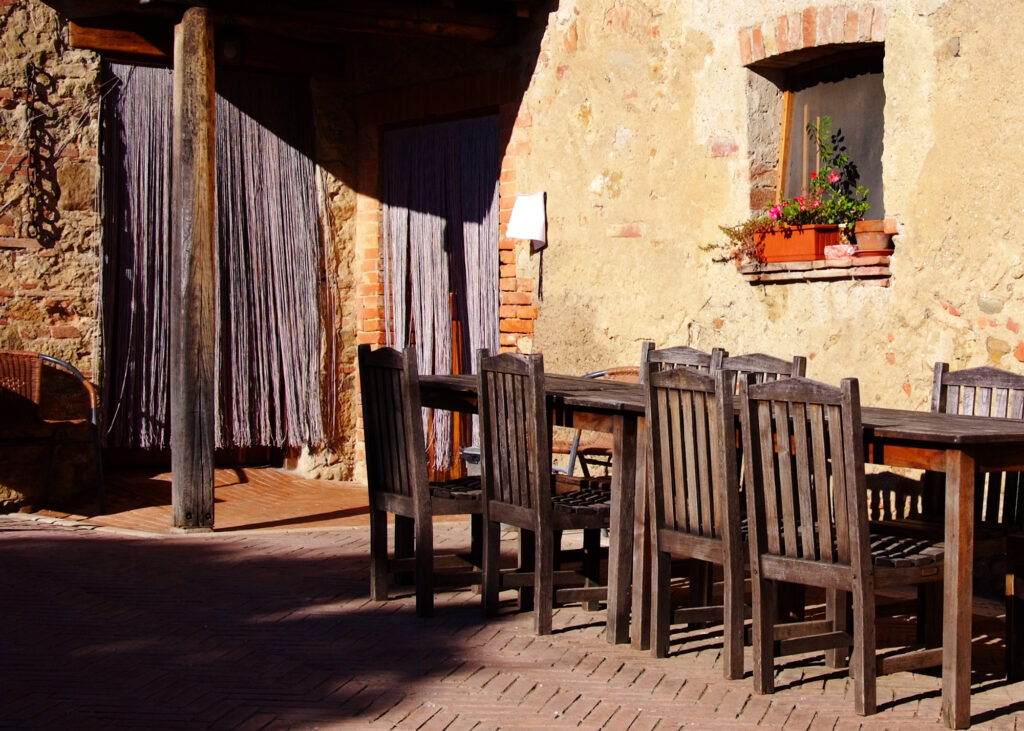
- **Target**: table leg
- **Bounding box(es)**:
[631,418,651,650]
[942,449,975,730]
[606,412,636,644]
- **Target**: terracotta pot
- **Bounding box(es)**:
[755,224,839,263]
[853,219,895,256]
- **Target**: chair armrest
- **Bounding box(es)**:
[38,354,100,426]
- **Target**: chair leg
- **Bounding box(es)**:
[851,585,877,716]
[582,528,601,611]
[369,507,389,601]
[519,528,535,612]
[481,519,501,617]
[470,514,483,569]
[394,515,415,586]
[825,589,851,669]
[722,555,745,680]
[1007,565,1024,681]
[534,526,554,635]
[415,514,434,618]
[650,549,671,658]
[751,575,776,695]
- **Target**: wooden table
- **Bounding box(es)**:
[861,405,1024,729]
[421,373,1024,729]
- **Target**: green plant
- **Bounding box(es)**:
[717,116,870,263]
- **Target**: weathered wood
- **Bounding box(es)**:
[644,365,743,678]
[942,448,975,730]
[170,7,216,531]
[69,21,172,59]
[606,410,636,644]
[422,370,1024,727]
[741,375,946,718]
[478,351,612,637]
[357,344,482,617]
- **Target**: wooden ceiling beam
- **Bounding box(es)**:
[49,0,518,44]
[69,21,173,60]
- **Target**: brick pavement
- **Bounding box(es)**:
[2,512,1024,730]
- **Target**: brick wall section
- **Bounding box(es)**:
[739,4,886,65]
[497,102,537,353]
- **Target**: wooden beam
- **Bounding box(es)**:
[170,6,216,531]
[68,20,172,60]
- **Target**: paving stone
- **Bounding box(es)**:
[6,476,1024,729]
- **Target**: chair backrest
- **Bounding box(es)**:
[478,350,548,530]
[645,363,741,543]
[0,350,42,413]
[739,375,870,584]
[932,362,1024,528]
[932,363,1024,418]
[720,352,807,391]
[640,342,724,383]
[357,344,429,501]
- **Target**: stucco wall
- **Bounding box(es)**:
[515,0,1024,412]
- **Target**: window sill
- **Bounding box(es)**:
[737,253,891,286]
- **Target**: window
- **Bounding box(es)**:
[748,43,885,217]
[781,47,884,217]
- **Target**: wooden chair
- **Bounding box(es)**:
[645,364,745,678]
[640,342,723,380]
[477,350,610,635]
[0,350,104,512]
[357,344,482,618]
[719,351,807,388]
[739,375,944,715]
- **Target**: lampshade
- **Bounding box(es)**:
[506,192,546,249]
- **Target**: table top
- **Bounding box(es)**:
[420,373,1024,447]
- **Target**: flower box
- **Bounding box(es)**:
[755,224,840,263]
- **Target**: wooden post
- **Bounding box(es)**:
[170,7,216,531]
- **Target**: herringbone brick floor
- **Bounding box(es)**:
[2,511,1023,730]
[4,468,1024,729]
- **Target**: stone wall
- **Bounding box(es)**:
[511,0,1024,414]
[0,0,100,507]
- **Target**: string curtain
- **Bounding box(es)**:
[381,116,500,469]
[101,62,325,450]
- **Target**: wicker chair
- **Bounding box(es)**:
[0,350,104,512]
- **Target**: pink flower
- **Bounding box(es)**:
[828,170,840,183]
[769,204,782,220]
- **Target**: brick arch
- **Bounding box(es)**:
[739,5,886,66]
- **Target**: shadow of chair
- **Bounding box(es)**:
[357,344,482,618]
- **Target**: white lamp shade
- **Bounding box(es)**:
[506,192,547,245]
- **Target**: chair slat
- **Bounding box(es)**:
[681,390,700,532]
[772,400,799,558]
[809,403,834,563]
[695,391,714,538]
[791,401,817,559]
[757,400,782,556]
